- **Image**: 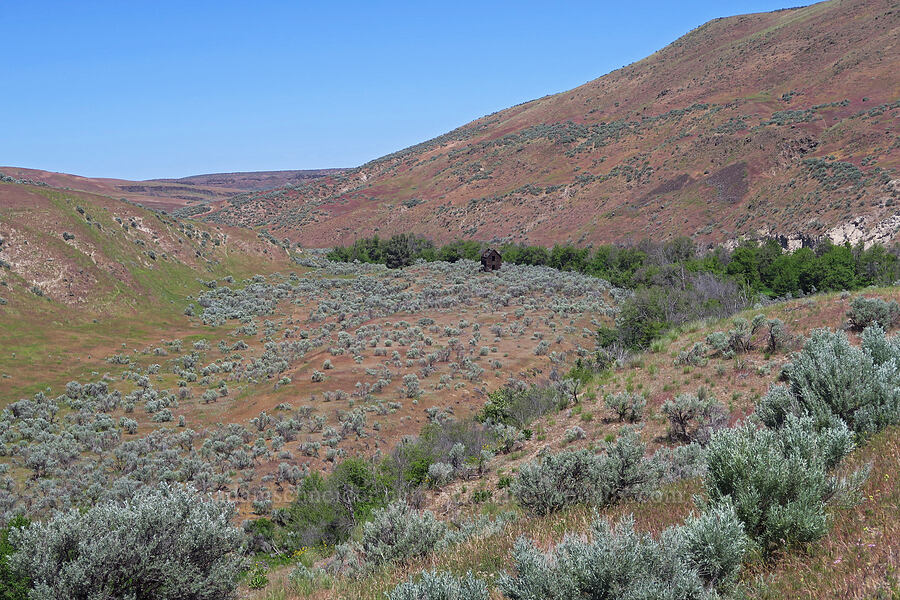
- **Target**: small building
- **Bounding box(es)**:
[480,248,502,272]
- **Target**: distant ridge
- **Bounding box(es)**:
[0,166,342,212]
[152,169,346,192]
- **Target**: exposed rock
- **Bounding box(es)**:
[826,215,900,249]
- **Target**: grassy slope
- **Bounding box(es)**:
[0,181,293,401]
[253,288,900,600]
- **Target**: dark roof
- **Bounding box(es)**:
[481,248,501,259]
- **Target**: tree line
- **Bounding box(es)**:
[327,234,900,298]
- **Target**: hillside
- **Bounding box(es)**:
[0,178,294,397]
[248,288,900,599]
[2,175,898,599]
[0,166,341,213]
[202,0,900,249]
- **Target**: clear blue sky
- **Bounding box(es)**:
[0,1,794,180]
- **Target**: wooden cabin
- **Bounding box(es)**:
[480,248,502,272]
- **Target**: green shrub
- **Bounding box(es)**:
[10,483,244,600]
[847,296,900,330]
[271,458,391,549]
[388,570,488,600]
[615,287,672,349]
[704,416,859,553]
[476,383,558,428]
[0,516,29,600]
[247,563,268,589]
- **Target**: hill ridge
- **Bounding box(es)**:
[199,0,899,249]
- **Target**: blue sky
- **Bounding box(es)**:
[0,1,794,180]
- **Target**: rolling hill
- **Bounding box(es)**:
[0,178,286,308]
[201,0,900,249]
[0,166,342,213]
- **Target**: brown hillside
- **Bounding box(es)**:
[0,166,341,213]
[203,0,900,248]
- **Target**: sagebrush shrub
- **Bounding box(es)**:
[356,501,448,569]
[776,325,900,435]
[848,296,900,330]
[603,428,656,503]
[649,442,707,483]
[498,514,712,600]
[388,570,488,600]
[427,462,454,488]
[674,342,708,366]
[10,483,244,600]
[764,318,791,353]
[706,314,766,357]
[513,429,655,515]
[512,449,607,516]
[753,384,800,429]
[563,425,585,443]
[704,415,858,553]
[330,502,513,575]
[661,389,728,443]
[678,500,749,590]
[288,563,329,593]
[604,391,645,423]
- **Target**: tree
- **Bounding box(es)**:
[816,242,856,291]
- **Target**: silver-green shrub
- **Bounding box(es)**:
[355,501,448,569]
[704,415,858,553]
[427,462,454,488]
[388,570,488,600]
[512,429,655,516]
[498,514,715,600]
[604,391,646,423]
[679,500,749,590]
[766,325,900,436]
[848,296,900,330]
[11,482,244,599]
[662,389,728,444]
[675,342,708,366]
[512,449,608,516]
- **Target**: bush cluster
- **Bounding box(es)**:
[847,296,900,330]
[9,483,244,599]
[758,325,900,436]
[661,388,728,444]
[512,429,655,516]
[388,570,488,600]
[498,510,747,600]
